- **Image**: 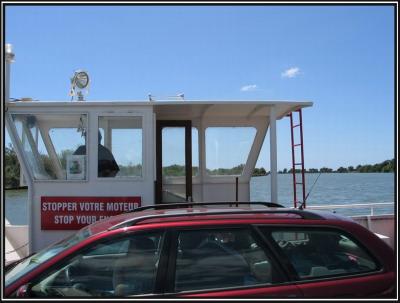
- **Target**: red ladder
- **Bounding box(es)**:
[288,109,306,208]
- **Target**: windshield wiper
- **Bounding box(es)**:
[5,252,36,272]
[29,257,40,264]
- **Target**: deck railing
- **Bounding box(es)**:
[306,202,394,216]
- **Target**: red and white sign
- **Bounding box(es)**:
[41,196,141,230]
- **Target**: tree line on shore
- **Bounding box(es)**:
[164,158,395,176]
[276,159,395,174]
[4,143,395,189]
[5,144,20,188]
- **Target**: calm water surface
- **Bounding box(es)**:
[251,173,394,216]
[5,188,28,225]
[5,173,395,225]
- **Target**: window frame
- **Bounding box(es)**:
[254,224,384,283]
[166,224,290,295]
[95,113,145,181]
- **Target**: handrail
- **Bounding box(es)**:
[306,202,394,216]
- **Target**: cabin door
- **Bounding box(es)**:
[156,120,192,204]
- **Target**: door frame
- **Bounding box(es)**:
[156,120,192,204]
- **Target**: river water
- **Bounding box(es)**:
[5,173,395,225]
[251,173,394,216]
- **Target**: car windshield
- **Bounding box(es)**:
[5,227,92,288]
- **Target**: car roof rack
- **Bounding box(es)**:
[131,201,285,213]
[108,207,325,231]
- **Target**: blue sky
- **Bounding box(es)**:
[5,5,395,170]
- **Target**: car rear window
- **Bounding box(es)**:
[260,227,379,280]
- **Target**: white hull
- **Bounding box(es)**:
[352,215,394,248]
[5,219,29,264]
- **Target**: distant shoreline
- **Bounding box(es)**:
[254,159,395,176]
[5,145,395,187]
[252,171,395,177]
[4,171,394,189]
[4,186,28,190]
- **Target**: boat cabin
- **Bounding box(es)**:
[6,100,312,252]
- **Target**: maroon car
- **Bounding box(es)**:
[5,202,396,298]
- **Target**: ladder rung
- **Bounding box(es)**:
[294,163,303,165]
[292,124,300,128]
[293,143,302,147]
[295,182,303,185]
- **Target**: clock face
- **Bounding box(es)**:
[75,71,89,89]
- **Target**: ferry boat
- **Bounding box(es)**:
[4,44,394,264]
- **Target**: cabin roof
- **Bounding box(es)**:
[6,100,313,119]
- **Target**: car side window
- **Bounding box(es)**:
[174,228,281,292]
[263,228,379,280]
[29,232,163,297]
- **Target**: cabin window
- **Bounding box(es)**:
[11,114,87,181]
[97,116,143,178]
[49,128,87,179]
[162,127,185,178]
[205,127,256,176]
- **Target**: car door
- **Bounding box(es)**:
[17,230,166,298]
[165,226,303,298]
[257,226,393,298]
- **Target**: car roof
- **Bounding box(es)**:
[85,202,351,236]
